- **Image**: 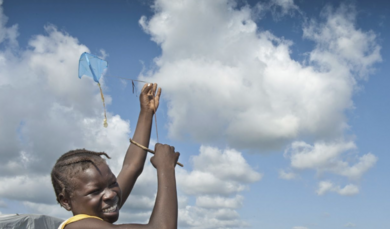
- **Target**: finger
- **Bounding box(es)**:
[154,143,161,151]
[152,83,157,96]
[156,87,162,100]
[154,88,162,109]
[141,83,149,93]
[142,83,153,94]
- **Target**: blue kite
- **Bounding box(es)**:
[78,52,108,127]
[78,52,108,83]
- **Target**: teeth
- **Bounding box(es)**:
[102,197,119,213]
[102,204,117,213]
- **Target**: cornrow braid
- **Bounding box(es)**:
[51,149,111,204]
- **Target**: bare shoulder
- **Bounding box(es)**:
[65,218,147,229]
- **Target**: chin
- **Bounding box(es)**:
[104,212,119,224]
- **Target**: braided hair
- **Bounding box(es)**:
[51,149,111,204]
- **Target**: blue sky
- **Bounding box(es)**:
[0,0,389,228]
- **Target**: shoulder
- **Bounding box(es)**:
[64,218,114,229]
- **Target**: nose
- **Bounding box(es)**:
[102,188,116,201]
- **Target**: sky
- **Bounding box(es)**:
[0,0,389,228]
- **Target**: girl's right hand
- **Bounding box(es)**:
[140,83,161,114]
[150,143,180,170]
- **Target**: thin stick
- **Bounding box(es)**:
[129,138,184,167]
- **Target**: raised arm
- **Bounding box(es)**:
[148,143,179,229]
[117,83,161,208]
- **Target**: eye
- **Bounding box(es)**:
[109,181,118,188]
[88,189,101,196]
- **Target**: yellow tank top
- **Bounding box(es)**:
[58,214,103,229]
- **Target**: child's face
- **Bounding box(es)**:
[69,162,121,223]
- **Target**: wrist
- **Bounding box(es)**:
[156,165,176,172]
[139,109,154,118]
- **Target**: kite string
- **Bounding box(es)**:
[97,82,108,128]
[106,74,151,84]
[153,97,159,143]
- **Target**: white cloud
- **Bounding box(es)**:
[0,0,18,47]
[196,195,243,209]
[178,146,262,196]
[338,184,359,196]
[178,195,245,228]
[285,140,377,180]
[269,0,300,19]
[316,181,335,196]
[117,211,151,224]
[253,0,300,21]
[284,140,375,195]
[139,0,381,153]
[287,140,357,170]
[337,153,378,180]
[23,202,72,220]
[316,181,359,196]
[303,3,381,79]
[0,175,56,204]
[279,169,297,180]
[178,206,248,229]
[175,145,261,228]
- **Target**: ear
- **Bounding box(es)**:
[58,193,72,211]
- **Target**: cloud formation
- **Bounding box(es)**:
[254,0,300,20]
[139,0,380,197]
[139,0,381,154]
[178,146,262,196]
[303,4,381,79]
[176,146,261,227]
[316,181,359,196]
[285,140,377,180]
[278,3,380,196]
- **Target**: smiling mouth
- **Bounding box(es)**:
[102,197,119,213]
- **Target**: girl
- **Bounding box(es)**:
[51,83,180,229]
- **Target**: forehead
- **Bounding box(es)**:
[72,162,115,189]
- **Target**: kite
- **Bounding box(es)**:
[78,52,108,127]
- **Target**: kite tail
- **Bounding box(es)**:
[97,82,108,128]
